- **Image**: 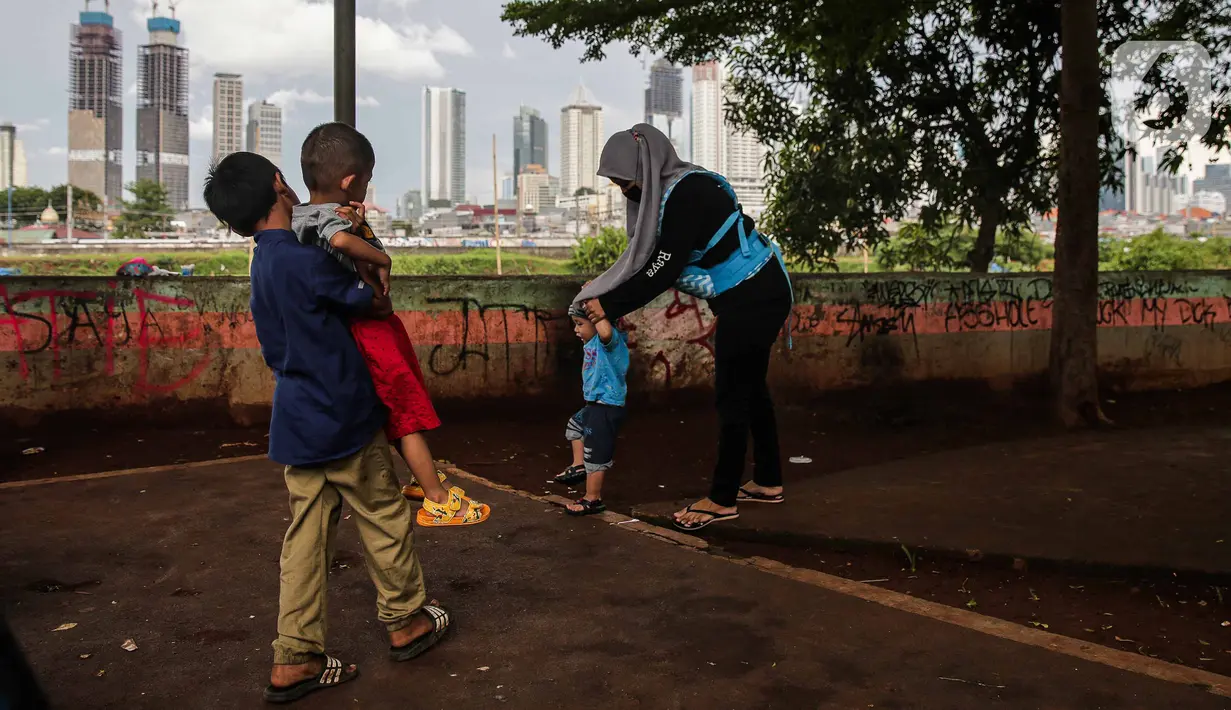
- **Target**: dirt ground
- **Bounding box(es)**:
[6,383,1231,684]
[6,461,1226,709]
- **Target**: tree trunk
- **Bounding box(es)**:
[967,206,1000,273]
[1049,0,1104,428]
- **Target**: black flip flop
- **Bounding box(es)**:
[566,498,606,516]
[673,505,740,531]
[263,655,358,704]
[737,486,785,504]
[554,465,587,485]
[390,603,452,662]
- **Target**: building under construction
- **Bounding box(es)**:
[69,3,123,208]
[137,11,190,210]
[645,58,684,153]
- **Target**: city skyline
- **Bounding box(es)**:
[7,1,1227,212]
[4,0,652,210]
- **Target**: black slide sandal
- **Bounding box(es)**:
[737,486,785,504]
[554,465,587,485]
[263,655,358,704]
[673,505,739,531]
[390,604,452,662]
[566,498,606,516]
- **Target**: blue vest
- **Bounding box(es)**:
[660,170,790,301]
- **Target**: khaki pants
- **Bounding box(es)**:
[271,430,427,665]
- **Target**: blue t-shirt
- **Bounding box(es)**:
[249,228,387,466]
[582,329,630,407]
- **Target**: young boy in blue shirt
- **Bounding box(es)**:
[555,304,629,516]
[203,152,451,704]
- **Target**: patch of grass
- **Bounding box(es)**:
[0,249,577,277]
[0,251,250,276]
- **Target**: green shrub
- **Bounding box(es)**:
[572,227,629,273]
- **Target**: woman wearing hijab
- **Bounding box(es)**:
[575,123,793,532]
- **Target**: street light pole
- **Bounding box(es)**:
[334,0,356,126]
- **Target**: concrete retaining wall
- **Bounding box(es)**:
[3,272,1230,424]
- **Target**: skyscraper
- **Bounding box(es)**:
[137,14,189,210]
[246,100,283,167]
[421,87,466,205]
[513,106,548,179]
[560,84,605,198]
[69,7,123,207]
[0,124,27,190]
[1193,164,1231,215]
[645,59,683,152]
[212,73,244,162]
[691,61,770,213]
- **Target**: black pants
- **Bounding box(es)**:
[709,297,791,507]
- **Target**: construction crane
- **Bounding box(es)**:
[151,0,158,16]
[169,0,181,18]
[83,0,111,11]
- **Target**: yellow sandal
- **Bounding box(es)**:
[416,486,491,527]
[402,470,448,502]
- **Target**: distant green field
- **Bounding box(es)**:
[0,250,578,277]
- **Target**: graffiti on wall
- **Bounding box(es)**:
[3,274,1230,409]
[0,283,219,392]
[422,297,564,380]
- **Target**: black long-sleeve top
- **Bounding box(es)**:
[597,173,791,321]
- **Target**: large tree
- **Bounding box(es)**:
[503,0,1227,272]
[1051,0,1105,427]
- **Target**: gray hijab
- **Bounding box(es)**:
[573,123,697,305]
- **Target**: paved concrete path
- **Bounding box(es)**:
[1,458,1227,709]
[635,425,1231,575]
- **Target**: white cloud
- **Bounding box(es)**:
[502,43,517,60]
[14,118,49,133]
[44,146,66,156]
[190,106,213,142]
[266,89,380,113]
[139,0,472,80]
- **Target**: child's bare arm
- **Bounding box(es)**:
[328,230,392,269]
[595,317,614,345]
[356,260,391,297]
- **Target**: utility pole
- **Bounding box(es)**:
[67,184,74,241]
[492,134,502,276]
[334,0,356,126]
[515,174,523,243]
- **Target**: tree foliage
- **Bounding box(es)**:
[876,223,1052,272]
[2,185,103,228]
[1099,230,1231,270]
[572,226,629,273]
[502,0,1230,272]
[113,180,173,239]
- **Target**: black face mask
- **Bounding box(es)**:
[622,185,642,203]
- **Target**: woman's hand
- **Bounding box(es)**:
[582,299,607,325]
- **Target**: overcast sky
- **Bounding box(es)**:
[2,0,664,209]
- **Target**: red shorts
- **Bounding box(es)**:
[349,315,441,441]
